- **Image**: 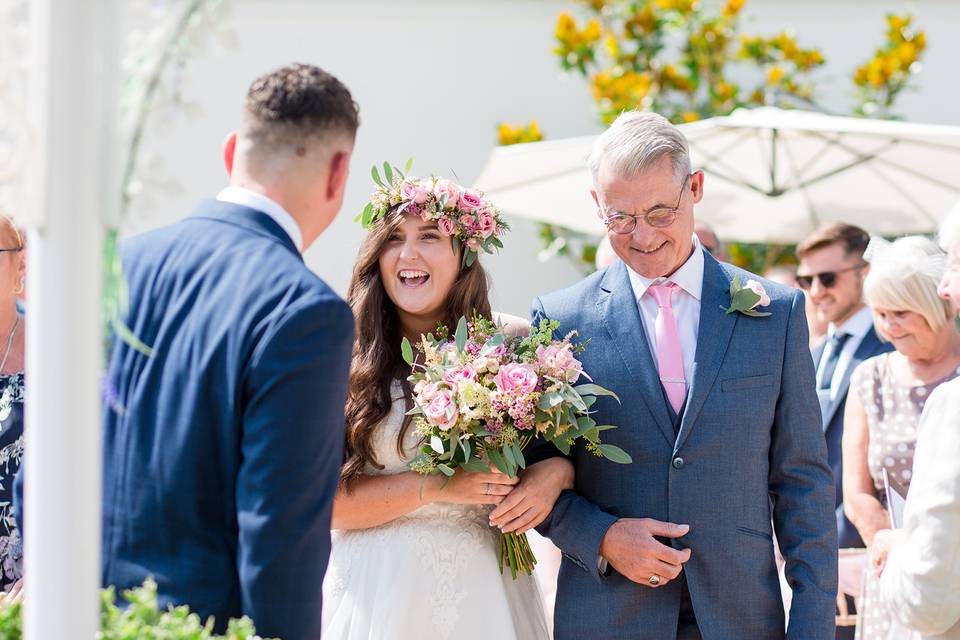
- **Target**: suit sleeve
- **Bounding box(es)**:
[772,291,839,640]
[236,294,354,640]
[529,295,618,582]
[880,383,960,636]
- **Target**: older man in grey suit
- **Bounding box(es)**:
[531,111,837,639]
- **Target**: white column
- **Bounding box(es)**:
[24,1,116,638]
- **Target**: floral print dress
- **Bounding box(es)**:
[0,372,24,591]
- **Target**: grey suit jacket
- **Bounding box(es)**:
[531,253,837,640]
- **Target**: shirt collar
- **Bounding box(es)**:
[216,186,303,251]
[829,305,874,340]
[626,234,706,303]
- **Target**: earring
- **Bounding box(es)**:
[14,277,24,296]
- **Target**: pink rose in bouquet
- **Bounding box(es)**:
[536,343,584,383]
[423,389,457,431]
[493,363,538,395]
[443,365,478,386]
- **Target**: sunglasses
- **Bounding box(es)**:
[795,263,865,290]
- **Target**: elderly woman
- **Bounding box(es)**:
[869,207,960,640]
[841,235,960,640]
[0,215,25,595]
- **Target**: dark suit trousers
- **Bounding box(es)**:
[677,574,702,640]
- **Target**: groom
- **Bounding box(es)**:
[101,64,357,638]
[532,111,837,639]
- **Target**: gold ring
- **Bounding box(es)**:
[648,574,662,586]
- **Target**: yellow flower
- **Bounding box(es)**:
[853,65,869,87]
[714,80,736,101]
[887,14,908,34]
[767,65,785,84]
[680,111,701,122]
[578,0,608,12]
[582,18,603,43]
[722,0,746,18]
[749,89,766,104]
[626,4,657,35]
[896,42,918,66]
[914,30,927,51]
[604,33,620,58]
[555,11,577,40]
[866,57,887,88]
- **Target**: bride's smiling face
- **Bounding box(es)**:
[379,214,460,327]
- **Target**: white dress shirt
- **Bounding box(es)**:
[216,186,303,252]
[816,305,875,398]
[626,235,705,392]
[880,376,960,639]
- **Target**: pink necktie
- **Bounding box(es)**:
[648,282,686,415]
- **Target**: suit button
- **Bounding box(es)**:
[672,457,685,469]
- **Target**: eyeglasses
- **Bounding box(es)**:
[795,264,866,290]
[0,249,21,254]
[599,173,693,234]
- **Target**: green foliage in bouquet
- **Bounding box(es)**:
[401,315,631,578]
[0,579,272,640]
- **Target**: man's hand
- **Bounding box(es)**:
[599,518,691,587]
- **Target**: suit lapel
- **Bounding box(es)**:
[823,326,886,427]
[597,261,676,447]
[675,254,738,453]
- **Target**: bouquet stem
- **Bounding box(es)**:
[498,530,537,579]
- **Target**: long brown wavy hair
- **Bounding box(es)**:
[341,209,492,486]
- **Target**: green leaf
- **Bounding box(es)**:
[538,391,564,411]
[487,447,511,475]
[479,332,505,357]
[598,443,633,464]
[401,337,414,365]
[491,237,504,249]
[361,202,374,227]
[551,437,571,455]
[405,157,414,173]
[462,456,489,473]
[512,441,526,469]
[461,438,472,462]
[464,250,478,268]
[452,237,461,256]
[112,318,154,357]
[454,316,468,352]
[573,384,620,403]
[437,463,455,477]
[430,435,444,454]
[371,165,384,187]
[732,288,760,310]
[383,161,394,185]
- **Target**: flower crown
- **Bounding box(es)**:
[356,160,509,268]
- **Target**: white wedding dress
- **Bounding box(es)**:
[322,381,551,640]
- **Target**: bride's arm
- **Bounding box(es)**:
[487,457,575,533]
[331,468,519,530]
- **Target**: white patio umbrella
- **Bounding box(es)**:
[473,107,960,244]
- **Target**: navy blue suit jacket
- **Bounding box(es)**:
[101,201,353,639]
[531,255,837,640]
[815,326,892,549]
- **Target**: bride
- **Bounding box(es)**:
[322,174,570,639]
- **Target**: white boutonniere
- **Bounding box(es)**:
[723,277,771,317]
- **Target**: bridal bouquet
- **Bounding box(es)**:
[402,315,631,579]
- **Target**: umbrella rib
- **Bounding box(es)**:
[782,135,899,191]
[689,129,770,193]
[476,165,594,194]
[790,132,853,185]
[863,160,941,228]
[803,132,960,194]
[780,132,822,228]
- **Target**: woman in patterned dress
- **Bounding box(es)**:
[0,216,26,596]
[842,236,960,640]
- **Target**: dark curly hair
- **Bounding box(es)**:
[244,62,359,147]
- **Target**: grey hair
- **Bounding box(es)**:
[588,111,692,184]
[939,200,960,257]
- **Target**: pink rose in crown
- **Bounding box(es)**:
[443,365,478,386]
[437,216,457,236]
[466,238,481,252]
[477,211,498,239]
[459,214,477,229]
[400,179,430,205]
[493,363,539,395]
[536,343,584,383]
[458,189,484,212]
[433,179,461,209]
[745,279,771,308]
[423,389,457,431]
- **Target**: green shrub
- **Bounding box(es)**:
[0,579,274,640]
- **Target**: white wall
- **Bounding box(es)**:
[127,0,960,316]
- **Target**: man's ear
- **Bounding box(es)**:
[223,132,238,177]
[690,170,705,204]
[326,150,350,201]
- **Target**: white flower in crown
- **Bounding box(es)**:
[723,276,772,317]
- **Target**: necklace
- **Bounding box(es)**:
[0,314,20,374]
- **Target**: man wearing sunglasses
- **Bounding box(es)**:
[796,223,893,640]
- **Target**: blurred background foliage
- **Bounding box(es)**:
[497,0,926,275]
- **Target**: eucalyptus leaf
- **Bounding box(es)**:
[732,288,760,309]
[401,337,414,365]
[573,384,621,403]
[430,435,444,454]
[552,437,571,455]
[512,441,526,469]
[437,463,455,477]
[464,250,477,268]
[462,456,489,473]
[383,161,393,185]
[455,316,468,353]
[371,165,384,187]
[538,391,564,411]
[598,443,633,464]
[487,447,510,475]
[405,157,414,173]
